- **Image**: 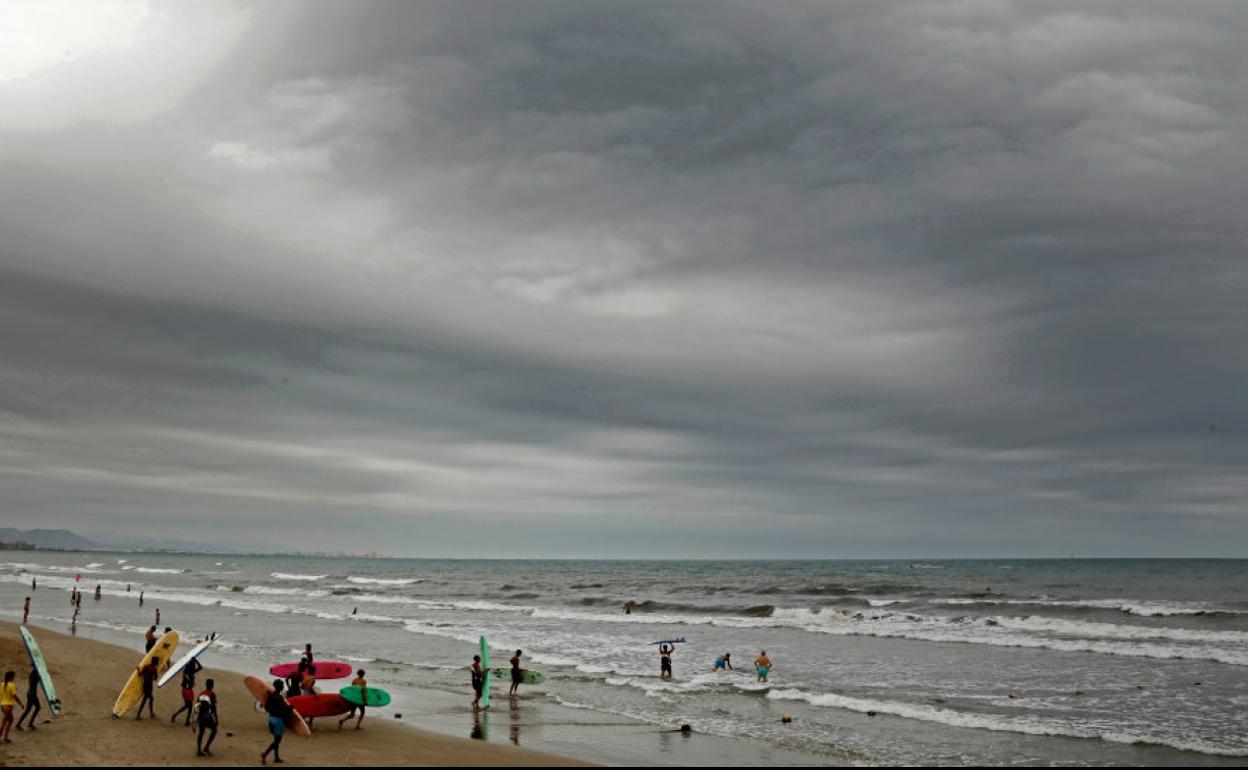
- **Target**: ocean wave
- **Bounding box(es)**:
[241,586,330,598]
[270,572,326,581]
[931,597,1241,617]
[132,567,184,574]
[346,576,421,586]
[766,688,1248,757]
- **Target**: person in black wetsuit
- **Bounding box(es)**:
[195,678,218,756]
[261,680,292,765]
[14,669,40,731]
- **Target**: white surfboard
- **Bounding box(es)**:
[158,633,216,688]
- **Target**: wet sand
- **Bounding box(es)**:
[0,622,589,766]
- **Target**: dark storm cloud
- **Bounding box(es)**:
[1,1,1246,556]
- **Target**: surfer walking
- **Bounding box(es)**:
[261,679,291,765]
[134,657,160,720]
[171,658,204,725]
[339,669,368,730]
[15,669,40,731]
[145,625,157,652]
[195,678,218,756]
[659,643,675,680]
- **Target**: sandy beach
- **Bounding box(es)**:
[0,622,589,767]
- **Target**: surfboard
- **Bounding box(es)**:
[19,626,60,716]
[339,685,391,707]
[270,661,354,679]
[491,667,545,685]
[112,630,180,717]
[243,675,312,737]
[652,638,686,645]
[479,636,491,709]
[158,633,216,688]
[288,692,352,719]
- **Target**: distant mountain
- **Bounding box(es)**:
[0,528,96,550]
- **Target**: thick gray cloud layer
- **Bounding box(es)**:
[2,1,1246,556]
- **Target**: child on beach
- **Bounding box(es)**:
[1,671,22,743]
[754,651,772,682]
[470,655,485,710]
[195,678,218,756]
[135,657,160,720]
[261,680,292,765]
[339,669,367,730]
[15,669,41,731]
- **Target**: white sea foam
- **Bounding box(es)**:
[346,576,421,586]
[270,572,326,581]
[766,688,1248,757]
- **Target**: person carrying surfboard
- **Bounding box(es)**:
[134,657,160,720]
[15,669,41,731]
[338,669,368,730]
[261,679,292,765]
[170,658,204,725]
[659,643,675,680]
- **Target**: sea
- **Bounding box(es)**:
[3,552,1247,766]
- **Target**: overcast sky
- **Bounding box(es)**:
[1,1,1246,558]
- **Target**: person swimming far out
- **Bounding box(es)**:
[711,652,733,672]
[754,650,772,682]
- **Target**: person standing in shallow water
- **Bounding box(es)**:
[754,650,772,682]
[470,655,485,710]
[659,643,675,680]
[509,650,523,696]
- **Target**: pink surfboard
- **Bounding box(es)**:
[243,676,311,738]
[269,661,354,680]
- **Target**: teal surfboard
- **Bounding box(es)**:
[479,636,491,709]
[19,626,61,715]
[339,685,391,707]
[491,667,545,685]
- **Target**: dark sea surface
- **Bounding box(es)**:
[4,553,1247,765]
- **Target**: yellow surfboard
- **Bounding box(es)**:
[112,630,180,717]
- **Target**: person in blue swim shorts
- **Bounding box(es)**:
[754,650,772,682]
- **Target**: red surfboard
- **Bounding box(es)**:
[288,693,352,719]
[269,661,354,679]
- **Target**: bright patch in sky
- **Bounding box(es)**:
[0,0,150,84]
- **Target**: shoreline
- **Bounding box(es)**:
[0,621,592,767]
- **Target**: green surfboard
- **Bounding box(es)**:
[339,685,391,707]
[19,626,61,715]
[479,635,491,709]
[492,667,545,685]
